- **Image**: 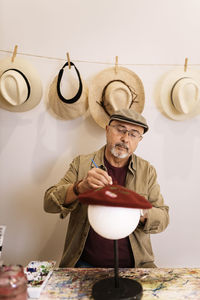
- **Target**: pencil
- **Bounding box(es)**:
[91,159,98,168]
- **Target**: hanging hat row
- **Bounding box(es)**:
[48,53,145,128]
[0,46,199,125]
[0,49,145,128]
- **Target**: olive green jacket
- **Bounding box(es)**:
[44,146,169,268]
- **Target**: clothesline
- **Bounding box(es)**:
[0,49,199,66]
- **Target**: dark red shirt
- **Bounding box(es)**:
[80,157,135,267]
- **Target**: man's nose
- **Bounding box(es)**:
[121,131,129,142]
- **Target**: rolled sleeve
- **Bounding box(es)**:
[44,184,79,218]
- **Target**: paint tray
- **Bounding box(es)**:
[24,261,56,298]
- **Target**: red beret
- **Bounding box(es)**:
[78,184,152,209]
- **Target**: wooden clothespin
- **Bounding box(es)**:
[184,57,188,72]
[115,56,118,74]
[67,52,71,69]
[11,45,18,62]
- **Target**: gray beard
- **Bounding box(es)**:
[110,143,129,159]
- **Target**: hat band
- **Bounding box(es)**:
[2,68,31,102]
[170,77,189,109]
[97,79,138,116]
[57,62,83,104]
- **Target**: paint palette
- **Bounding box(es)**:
[24,261,56,298]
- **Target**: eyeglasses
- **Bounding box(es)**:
[109,124,143,139]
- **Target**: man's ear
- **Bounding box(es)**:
[139,136,143,141]
[105,125,110,138]
[105,125,109,135]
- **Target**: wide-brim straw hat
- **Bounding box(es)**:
[48,62,88,120]
[160,67,200,120]
[89,67,145,128]
[0,57,43,112]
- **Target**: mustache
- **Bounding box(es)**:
[114,143,129,151]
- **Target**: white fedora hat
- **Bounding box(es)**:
[160,68,200,120]
[48,61,88,120]
[88,67,145,128]
[0,57,43,112]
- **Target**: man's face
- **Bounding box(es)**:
[106,120,144,159]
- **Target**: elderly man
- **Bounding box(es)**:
[44,109,169,268]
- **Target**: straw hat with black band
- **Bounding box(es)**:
[89,66,145,128]
[48,61,88,120]
[160,68,200,120]
[0,57,43,112]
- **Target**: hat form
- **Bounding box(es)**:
[89,67,145,128]
[78,184,152,209]
[0,57,42,112]
[160,68,200,120]
[48,62,88,120]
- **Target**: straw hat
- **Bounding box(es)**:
[89,67,145,128]
[160,68,200,120]
[0,57,42,112]
[48,62,88,120]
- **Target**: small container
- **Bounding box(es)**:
[0,265,27,300]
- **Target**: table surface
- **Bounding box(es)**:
[37,267,200,300]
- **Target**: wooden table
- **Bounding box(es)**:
[37,267,200,299]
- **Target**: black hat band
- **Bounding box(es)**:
[57,62,83,104]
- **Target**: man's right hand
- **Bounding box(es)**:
[65,168,112,205]
[78,168,113,194]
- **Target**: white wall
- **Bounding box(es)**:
[0,0,200,267]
